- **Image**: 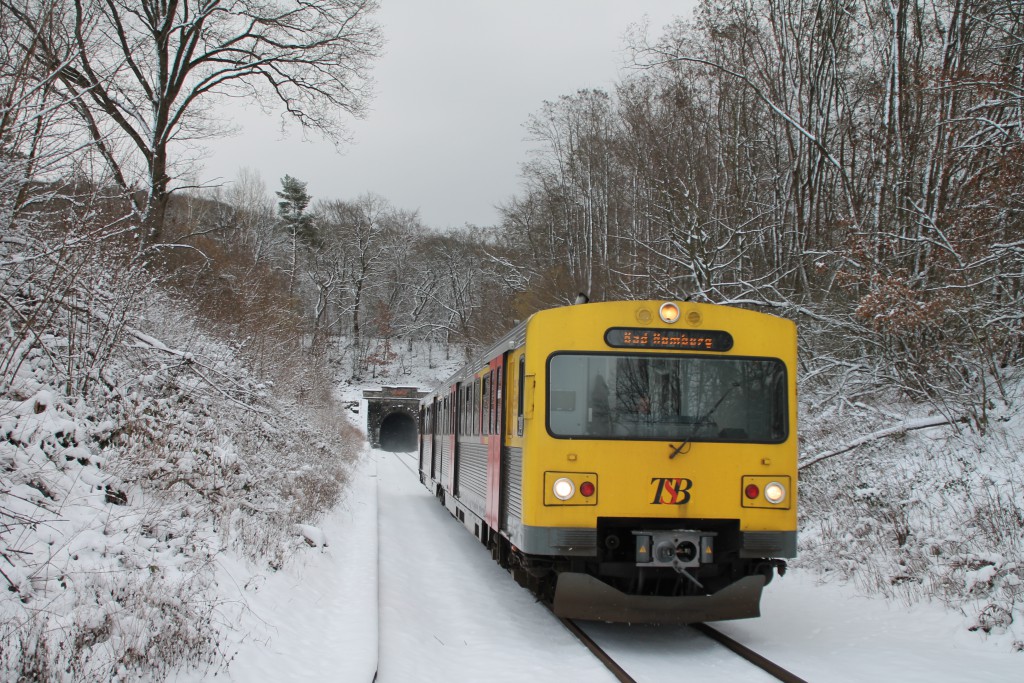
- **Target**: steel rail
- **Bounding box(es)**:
[692,622,811,683]
[559,618,638,683]
[560,613,810,683]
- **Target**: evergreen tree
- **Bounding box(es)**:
[276,175,318,247]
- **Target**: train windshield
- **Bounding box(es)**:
[547,353,788,443]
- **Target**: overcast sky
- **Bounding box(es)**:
[198,0,698,229]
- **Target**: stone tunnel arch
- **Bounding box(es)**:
[379,410,418,452]
[362,387,429,452]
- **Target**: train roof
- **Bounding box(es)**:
[423,300,791,397]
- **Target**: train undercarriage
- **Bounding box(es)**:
[494,517,789,624]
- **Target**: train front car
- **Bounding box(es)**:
[514,300,797,624]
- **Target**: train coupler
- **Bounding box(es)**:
[633,529,717,573]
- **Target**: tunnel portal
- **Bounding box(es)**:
[363,386,429,452]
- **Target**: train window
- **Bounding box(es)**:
[461,385,468,434]
[473,378,480,435]
[546,353,788,444]
[492,366,502,433]
[482,373,491,435]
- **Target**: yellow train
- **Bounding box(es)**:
[418,300,797,623]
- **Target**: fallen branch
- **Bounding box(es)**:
[799,416,956,470]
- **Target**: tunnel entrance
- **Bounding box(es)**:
[362,386,429,451]
[378,411,418,452]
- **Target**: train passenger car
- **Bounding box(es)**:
[418,300,797,623]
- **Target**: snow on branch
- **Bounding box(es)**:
[799,416,958,470]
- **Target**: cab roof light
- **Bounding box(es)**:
[659,302,681,324]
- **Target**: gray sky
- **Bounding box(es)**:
[197,0,697,229]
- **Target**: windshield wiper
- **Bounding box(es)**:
[667,381,740,459]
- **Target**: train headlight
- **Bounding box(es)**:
[741,475,792,509]
[545,472,597,505]
[659,302,681,324]
[764,481,787,505]
[552,477,575,501]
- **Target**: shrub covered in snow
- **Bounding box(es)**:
[797,384,1024,651]
[1,226,361,679]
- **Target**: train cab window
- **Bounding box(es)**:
[546,353,788,444]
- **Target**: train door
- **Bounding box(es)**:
[418,405,428,481]
[499,352,526,534]
[485,354,506,529]
[445,384,458,494]
[431,397,442,484]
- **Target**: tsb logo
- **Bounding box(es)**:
[650,477,693,505]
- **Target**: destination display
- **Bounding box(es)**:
[604,327,734,352]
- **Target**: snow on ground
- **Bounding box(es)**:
[175,440,1022,683]
[172,447,378,683]
[374,450,619,682]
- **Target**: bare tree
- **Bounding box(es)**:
[3,0,383,246]
[316,193,400,376]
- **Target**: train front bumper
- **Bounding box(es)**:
[552,572,766,624]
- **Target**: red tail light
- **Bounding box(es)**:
[744,483,760,499]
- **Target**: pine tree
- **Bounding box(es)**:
[276,175,318,247]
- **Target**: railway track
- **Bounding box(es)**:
[561,616,810,683]
[558,618,636,682]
